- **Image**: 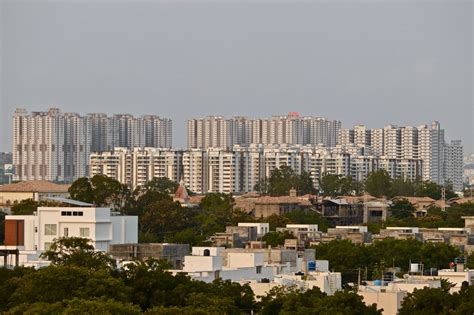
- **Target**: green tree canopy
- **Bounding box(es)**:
[40,237,116,271]
[390,199,416,219]
[255,166,315,196]
[365,170,392,198]
[68,175,130,210]
[318,173,353,197]
[261,231,296,247]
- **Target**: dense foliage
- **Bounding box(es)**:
[0,238,383,314]
[399,285,474,315]
[313,239,460,284]
[254,166,315,196]
[363,171,457,199]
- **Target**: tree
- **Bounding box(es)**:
[69,175,131,210]
[196,193,235,236]
[11,199,62,215]
[8,266,129,307]
[262,231,295,247]
[40,237,116,271]
[416,181,443,200]
[284,209,330,232]
[390,199,415,219]
[257,166,315,196]
[259,287,382,315]
[143,177,179,195]
[254,177,270,195]
[390,178,416,198]
[68,177,94,203]
[7,298,142,315]
[365,170,391,197]
[261,214,292,231]
[318,174,353,197]
[399,288,454,315]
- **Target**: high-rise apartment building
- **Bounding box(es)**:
[338,121,460,188]
[188,113,341,149]
[444,140,463,192]
[13,108,172,182]
[90,145,423,194]
[13,108,66,182]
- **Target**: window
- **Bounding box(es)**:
[256,266,262,274]
[44,224,57,236]
[80,228,89,237]
[44,242,52,250]
[64,228,69,237]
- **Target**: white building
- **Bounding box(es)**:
[178,246,342,297]
[1,199,138,267]
[187,114,341,149]
[358,279,441,315]
[238,222,270,237]
[444,140,463,192]
[13,108,172,183]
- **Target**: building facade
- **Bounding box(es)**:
[90,145,423,193]
[337,121,462,189]
[13,108,172,183]
[187,113,341,149]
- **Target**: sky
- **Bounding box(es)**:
[0,0,473,152]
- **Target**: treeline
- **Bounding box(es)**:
[319,170,458,199]
[251,166,457,199]
[313,239,460,284]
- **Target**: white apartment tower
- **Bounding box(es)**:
[444,140,463,192]
[419,121,445,185]
[13,108,172,183]
[188,114,341,149]
[13,108,66,182]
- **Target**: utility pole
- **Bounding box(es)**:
[441,187,446,212]
[358,268,361,287]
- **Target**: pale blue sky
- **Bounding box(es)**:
[1,0,472,152]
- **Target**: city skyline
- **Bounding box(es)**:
[0,1,472,153]
[4,106,468,151]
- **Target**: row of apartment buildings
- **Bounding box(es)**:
[338,122,463,190]
[12,108,172,182]
[12,109,463,191]
[187,113,341,149]
[90,145,424,193]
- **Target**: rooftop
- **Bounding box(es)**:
[0,181,70,193]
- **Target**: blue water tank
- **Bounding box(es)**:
[374,280,382,286]
[308,261,316,271]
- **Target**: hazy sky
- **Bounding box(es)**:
[1,0,473,152]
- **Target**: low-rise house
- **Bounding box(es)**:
[234,194,312,218]
[238,222,270,237]
[0,180,70,207]
[316,198,363,225]
[210,225,258,248]
[375,227,423,242]
[277,224,321,248]
[363,201,388,224]
[314,226,372,244]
